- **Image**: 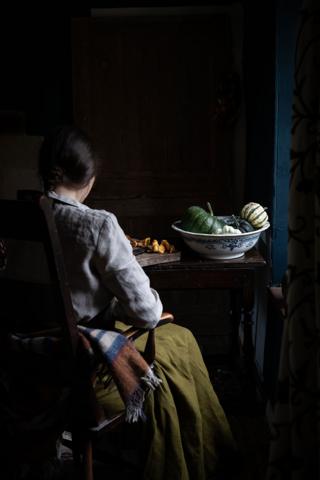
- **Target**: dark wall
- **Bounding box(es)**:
[1,2,277,146]
[0,7,89,135]
[243,0,276,210]
[1,2,237,135]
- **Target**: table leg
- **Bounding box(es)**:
[242,279,255,370]
[230,289,241,364]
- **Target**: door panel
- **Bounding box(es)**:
[72,13,240,238]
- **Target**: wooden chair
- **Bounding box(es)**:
[0,194,173,479]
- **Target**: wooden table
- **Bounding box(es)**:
[141,248,267,369]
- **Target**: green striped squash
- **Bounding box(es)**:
[240,202,268,229]
[180,202,227,234]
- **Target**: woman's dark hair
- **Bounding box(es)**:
[38,125,98,192]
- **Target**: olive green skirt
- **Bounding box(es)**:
[94,323,236,480]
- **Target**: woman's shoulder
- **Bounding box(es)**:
[76,207,124,242]
[82,206,117,228]
[78,207,125,250]
[48,192,116,227]
[53,199,120,245]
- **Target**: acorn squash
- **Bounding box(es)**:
[238,219,255,232]
[181,203,241,234]
[229,215,255,233]
[181,203,221,233]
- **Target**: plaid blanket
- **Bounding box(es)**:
[9,326,161,423]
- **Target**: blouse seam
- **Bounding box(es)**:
[94,215,136,275]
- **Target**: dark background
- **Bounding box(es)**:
[0,0,302,397]
[0,0,300,282]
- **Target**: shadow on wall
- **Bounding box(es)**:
[0,133,42,199]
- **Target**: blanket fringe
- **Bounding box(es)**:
[126,386,146,423]
[126,368,162,423]
[141,367,162,390]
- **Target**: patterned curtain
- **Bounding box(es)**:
[267,1,320,478]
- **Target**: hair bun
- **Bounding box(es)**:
[47,166,64,190]
[38,125,97,191]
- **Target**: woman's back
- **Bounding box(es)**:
[37,125,238,479]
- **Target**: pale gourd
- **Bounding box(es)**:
[240,202,268,229]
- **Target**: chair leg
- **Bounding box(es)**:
[72,431,94,480]
[71,431,82,472]
[83,439,94,480]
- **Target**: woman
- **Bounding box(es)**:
[38,125,237,479]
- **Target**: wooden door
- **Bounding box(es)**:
[72,11,240,239]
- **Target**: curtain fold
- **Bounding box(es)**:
[267,1,320,478]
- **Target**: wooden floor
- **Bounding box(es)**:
[210,364,270,480]
[2,360,270,480]
[60,360,271,480]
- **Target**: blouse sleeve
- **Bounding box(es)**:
[93,212,163,329]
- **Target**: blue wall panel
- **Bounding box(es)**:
[272,0,300,284]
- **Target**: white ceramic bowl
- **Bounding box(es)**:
[172,217,270,260]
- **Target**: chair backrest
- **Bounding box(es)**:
[0,194,79,365]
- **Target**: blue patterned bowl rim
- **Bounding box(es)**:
[171,218,270,239]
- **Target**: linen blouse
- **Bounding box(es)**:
[47,191,163,328]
